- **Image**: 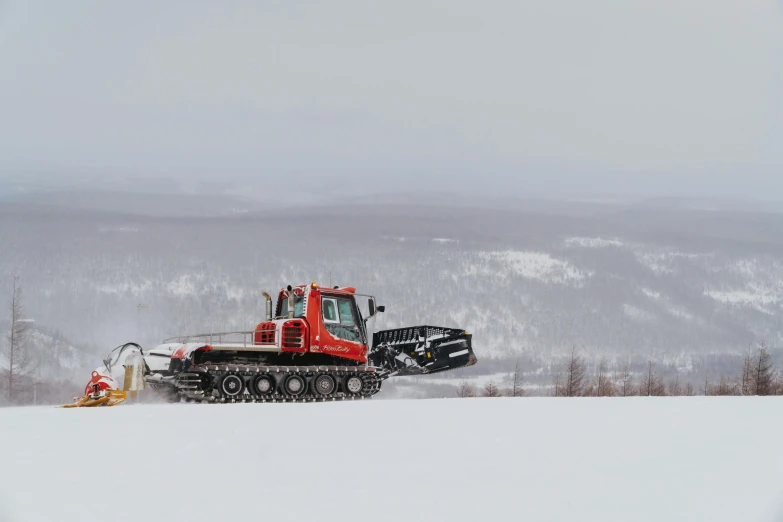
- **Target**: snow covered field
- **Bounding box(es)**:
[1,398,782,522]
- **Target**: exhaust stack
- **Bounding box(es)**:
[287,285,294,319]
[262,291,272,321]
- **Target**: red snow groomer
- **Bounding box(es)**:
[83,283,477,403]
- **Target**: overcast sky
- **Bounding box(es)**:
[0,1,782,200]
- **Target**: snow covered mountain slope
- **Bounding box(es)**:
[26,329,95,380]
[1,398,781,522]
[2,199,783,388]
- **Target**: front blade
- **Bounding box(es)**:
[60,390,127,408]
[421,334,477,375]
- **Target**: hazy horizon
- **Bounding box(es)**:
[1,1,783,201]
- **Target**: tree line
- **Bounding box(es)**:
[457,344,783,398]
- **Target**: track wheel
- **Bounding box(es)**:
[284,375,306,396]
[254,375,274,395]
[344,375,364,395]
[314,374,336,396]
[221,374,244,397]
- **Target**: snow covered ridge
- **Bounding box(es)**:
[477,250,591,285]
[166,274,248,300]
[564,236,623,248]
[633,254,783,313]
[1,400,782,522]
[97,280,153,295]
[635,250,712,274]
[623,304,656,322]
[638,287,697,322]
[704,289,780,306]
[100,273,247,300]
[166,273,198,297]
[699,258,783,313]
[27,330,86,372]
[704,289,781,314]
[640,287,661,300]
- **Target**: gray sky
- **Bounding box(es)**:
[0,1,782,200]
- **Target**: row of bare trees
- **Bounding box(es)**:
[708,344,779,396]
[553,348,670,397]
[456,344,783,398]
[554,344,783,397]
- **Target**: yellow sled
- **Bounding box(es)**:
[62,389,127,408]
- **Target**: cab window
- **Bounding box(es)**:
[322,296,361,342]
[338,299,356,326]
[322,298,339,323]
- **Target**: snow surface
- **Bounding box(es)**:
[1,398,782,522]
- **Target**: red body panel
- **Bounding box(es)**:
[83,370,114,396]
[254,322,276,345]
[254,285,368,363]
[281,319,308,352]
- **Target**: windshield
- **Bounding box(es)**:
[278,295,304,318]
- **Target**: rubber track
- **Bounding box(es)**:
[175,364,383,403]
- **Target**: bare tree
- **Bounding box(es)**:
[703,371,711,396]
[753,342,773,396]
[482,379,501,398]
[508,360,526,397]
[563,346,587,397]
[771,371,783,396]
[3,276,34,404]
[552,366,565,397]
[614,363,635,397]
[683,382,695,396]
[714,375,736,396]
[741,345,754,396]
[640,359,665,396]
[667,376,683,396]
[456,380,475,398]
[595,357,615,397]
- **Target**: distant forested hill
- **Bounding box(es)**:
[0,192,781,388]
